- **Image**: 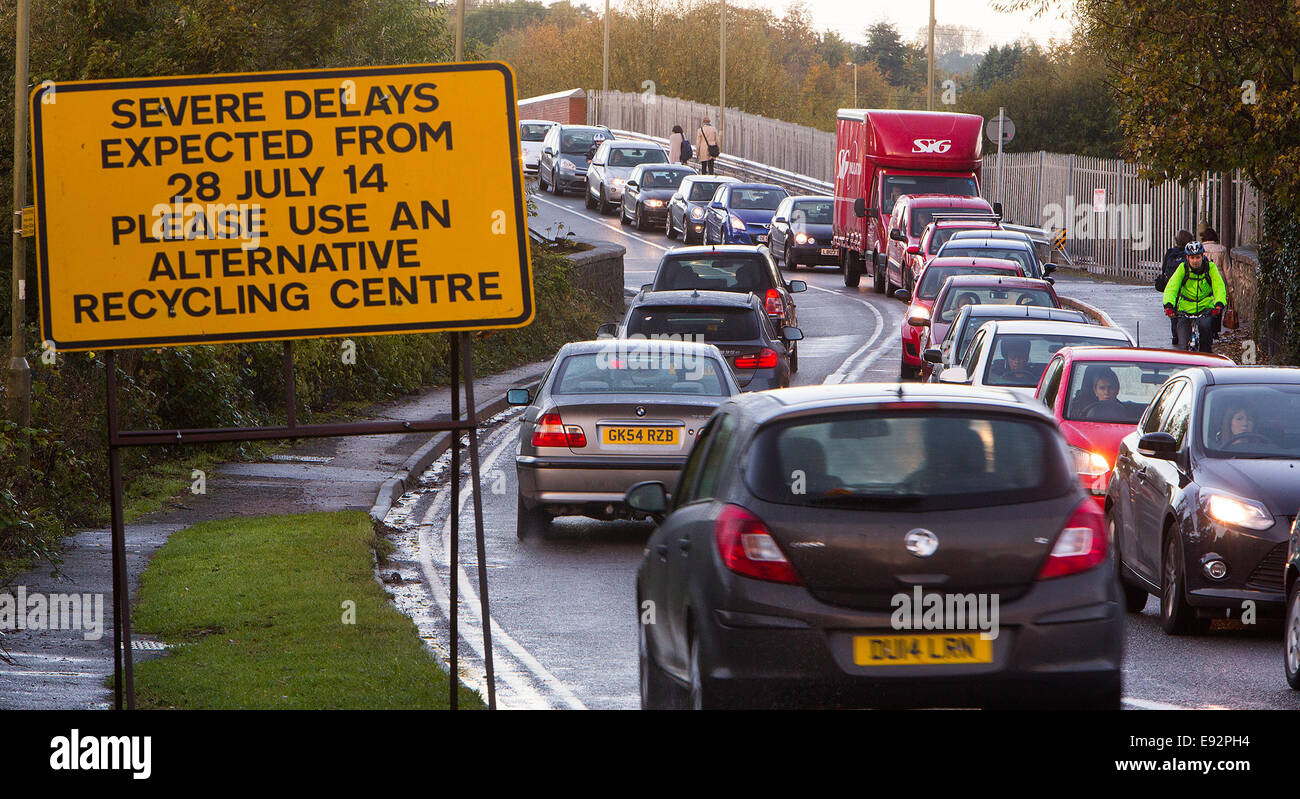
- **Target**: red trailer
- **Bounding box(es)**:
[833,109,989,291]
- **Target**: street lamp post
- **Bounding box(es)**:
[455,0,465,61]
[9,0,32,431]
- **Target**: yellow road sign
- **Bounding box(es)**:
[30,63,532,351]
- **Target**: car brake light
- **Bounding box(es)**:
[733,348,779,369]
[531,412,586,448]
[1035,501,1107,580]
[715,505,801,584]
[764,289,784,317]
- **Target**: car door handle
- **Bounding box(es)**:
[678,537,691,554]
[655,544,669,561]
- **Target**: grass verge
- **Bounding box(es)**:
[132,510,483,709]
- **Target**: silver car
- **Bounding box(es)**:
[508,339,740,538]
[586,141,670,215]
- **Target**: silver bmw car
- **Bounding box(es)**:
[509,339,741,538]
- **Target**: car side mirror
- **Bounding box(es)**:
[782,326,804,341]
[894,288,912,303]
[542,146,554,155]
[890,229,907,242]
[625,481,668,523]
[1045,277,1055,285]
[773,216,788,224]
[1137,432,1179,460]
[1044,263,1056,274]
[787,280,807,293]
[672,193,682,201]
[640,283,653,292]
[506,388,531,406]
[709,201,724,209]
[938,366,969,384]
[853,198,867,217]
[923,348,943,364]
[992,201,1003,219]
[906,244,921,255]
[596,322,618,338]
[626,180,638,189]
[907,313,929,327]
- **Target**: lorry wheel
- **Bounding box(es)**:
[871,251,886,294]
[843,252,862,288]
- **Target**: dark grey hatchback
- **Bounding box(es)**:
[628,384,1123,709]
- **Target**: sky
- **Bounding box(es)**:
[782,0,1078,48]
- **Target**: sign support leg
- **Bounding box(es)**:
[448,333,461,710]
[459,335,496,709]
[105,350,135,709]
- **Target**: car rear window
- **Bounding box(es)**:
[552,351,729,396]
[653,255,774,293]
[688,181,726,201]
[1200,384,1300,458]
[941,246,1033,274]
[791,200,832,225]
[730,189,787,210]
[625,306,760,342]
[640,169,688,189]
[745,411,1072,511]
[1064,361,1186,424]
[936,285,1054,322]
[984,333,1129,388]
[918,265,1020,300]
[520,123,552,142]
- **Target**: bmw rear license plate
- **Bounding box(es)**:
[602,426,679,445]
[853,633,993,666]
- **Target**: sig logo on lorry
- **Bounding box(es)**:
[835,148,861,181]
[911,138,953,154]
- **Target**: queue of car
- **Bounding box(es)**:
[516,115,1300,707]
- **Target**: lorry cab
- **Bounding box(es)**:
[832,109,989,293]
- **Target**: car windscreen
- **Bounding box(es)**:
[551,350,729,396]
[688,181,726,201]
[560,129,606,154]
[984,333,1128,388]
[936,285,1054,322]
[940,245,1033,275]
[730,188,787,210]
[520,123,552,142]
[927,226,984,254]
[791,200,832,225]
[608,147,668,167]
[639,168,688,189]
[652,255,774,293]
[1064,361,1184,424]
[745,411,1073,512]
[1199,384,1300,458]
[918,265,1019,300]
[882,175,979,208]
[625,306,760,342]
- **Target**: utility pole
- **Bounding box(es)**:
[455,0,465,60]
[603,0,610,93]
[927,0,935,111]
[850,62,857,107]
[9,0,32,431]
[719,0,726,136]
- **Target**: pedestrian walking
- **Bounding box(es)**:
[668,125,691,166]
[696,117,720,175]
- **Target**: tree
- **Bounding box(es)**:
[861,21,910,86]
[465,0,549,49]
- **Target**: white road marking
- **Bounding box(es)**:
[532,194,672,252]
[810,284,894,384]
[415,425,587,710]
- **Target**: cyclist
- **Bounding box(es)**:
[1162,241,1226,353]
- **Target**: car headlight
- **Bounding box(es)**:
[729,214,746,231]
[1202,491,1275,530]
[906,305,931,324]
[690,207,705,219]
[794,232,811,244]
[644,199,664,208]
[558,158,576,171]
[612,178,626,188]
[1069,446,1110,477]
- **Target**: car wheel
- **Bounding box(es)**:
[1112,516,1150,613]
[539,169,550,191]
[843,251,862,288]
[639,608,685,709]
[666,213,678,240]
[688,634,722,710]
[516,492,551,540]
[636,205,650,231]
[1161,532,1204,635]
[619,201,630,225]
[872,250,886,294]
[585,189,596,210]
[789,342,799,373]
[1286,581,1300,690]
[597,187,611,215]
[784,243,799,270]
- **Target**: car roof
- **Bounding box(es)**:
[608,140,662,148]
[683,175,739,183]
[899,195,992,207]
[984,319,1131,338]
[557,339,727,357]
[940,274,1052,289]
[959,305,1087,323]
[659,244,768,257]
[1199,365,1300,385]
[631,289,759,308]
[943,237,1034,250]
[729,182,787,191]
[1052,346,1232,365]
[788,194,832,202]
[950,230,1033,241]
[929,219,999,230]
[924,256,1022,270]
[636,163,694,171]
[519,119,557,126]
[725,383,1058,425]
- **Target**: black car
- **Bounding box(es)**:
[600,290,802,391]
[647,246,805,370]
[936,236,1052,281]
[536,123,612,195]
[768,195,837,270]
[620,164,696,231]
[627,383,1123,709]
[667,176,739,244]
[1108,366,1300,634]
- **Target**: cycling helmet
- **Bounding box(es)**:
[1185,241,1205,256]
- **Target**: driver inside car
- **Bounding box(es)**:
[1214,402,1257,449]
[991,338,1038,384]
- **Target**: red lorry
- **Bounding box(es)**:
[833,109,992,291]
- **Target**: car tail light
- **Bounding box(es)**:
[733,348,779,369]
[764,289,785,316]
[1035,501,1107,580]
[715,505,801,584]
[530,412,586,448]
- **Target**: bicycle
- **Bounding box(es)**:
[1175,309,1215,353]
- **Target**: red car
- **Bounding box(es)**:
[919,274,1060,379]
[1032,346,1233,508]
[882,194,996,298]
[896,256,1024,380]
